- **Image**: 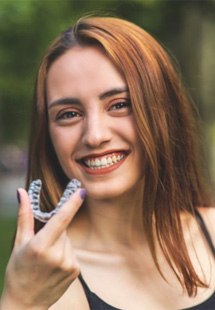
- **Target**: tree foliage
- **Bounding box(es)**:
[0,0,214,146]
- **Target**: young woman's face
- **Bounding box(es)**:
[47,46,145,199]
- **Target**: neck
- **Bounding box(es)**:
[71,181,147,251]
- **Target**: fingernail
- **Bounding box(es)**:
[17,189,21,204]
[80,189,87,200]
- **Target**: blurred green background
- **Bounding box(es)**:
[0,0,215,295]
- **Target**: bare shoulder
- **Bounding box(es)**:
[197,206,215,244]
[49,277,89,310]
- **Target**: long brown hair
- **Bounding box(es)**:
[27,16,212,296]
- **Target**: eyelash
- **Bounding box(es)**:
[109,100,131,111]
[56,111,81,121]
[55,100,131,121]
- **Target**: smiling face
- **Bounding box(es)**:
[47,45,145,199]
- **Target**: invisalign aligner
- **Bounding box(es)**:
[28,179,81,223]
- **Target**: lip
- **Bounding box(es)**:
[77,150,130,175]
[77,149,130,161]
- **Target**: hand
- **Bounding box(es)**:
[0,187,86,309]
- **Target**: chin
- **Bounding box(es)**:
[83,179,142,201]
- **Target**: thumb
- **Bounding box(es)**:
[14,188,35,247]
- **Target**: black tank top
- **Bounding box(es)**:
[79,210,215,310]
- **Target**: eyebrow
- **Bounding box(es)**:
[48,87,129,109]
[99,87,129,100]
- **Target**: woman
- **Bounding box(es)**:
[0,16,214,310]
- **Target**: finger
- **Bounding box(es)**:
[36,188,86,245]
[14,188,35,246]
[55,179,82,211]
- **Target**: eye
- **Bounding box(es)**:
[56,110,82,121]
[109,100,132,112]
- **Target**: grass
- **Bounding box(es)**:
[0,217,17,295]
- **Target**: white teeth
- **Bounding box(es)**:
[101,157,107,165]
[107,157,112,164]
[112,155,117,163]
[84,153,126,169]
[95,159,100,167]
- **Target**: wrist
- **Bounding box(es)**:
[0,292,47,310]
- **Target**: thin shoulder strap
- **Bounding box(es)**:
[78,274,122,310]
[79,273,92,298]
[194,209,215,257]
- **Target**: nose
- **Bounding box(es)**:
[82,113,111,148]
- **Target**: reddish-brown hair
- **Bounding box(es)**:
[27,16,212,296]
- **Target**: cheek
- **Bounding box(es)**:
[121,117,140,145]
[49,126,73,160]
[123,120,145,160]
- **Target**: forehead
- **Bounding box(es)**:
[46,46,126,104]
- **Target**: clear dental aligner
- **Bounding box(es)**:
[28,179,82,223]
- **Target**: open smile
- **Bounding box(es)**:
[78,151,129,174]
